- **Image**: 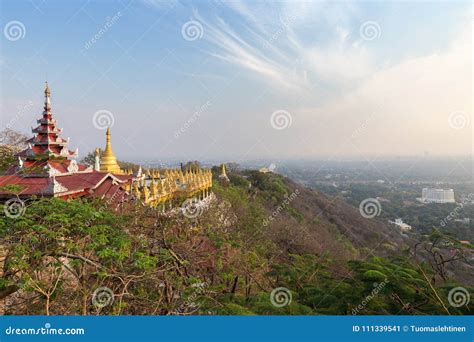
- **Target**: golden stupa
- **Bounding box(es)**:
[100,128,122,174]
[96,126,213,208]
[219,163,229,181]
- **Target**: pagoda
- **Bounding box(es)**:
[11,82,82,177]
[219,163,230,182]
[0,82,214,210]
[100,128,122,174]
[0,83,133,204]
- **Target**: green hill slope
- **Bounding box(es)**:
[0,170,472,315]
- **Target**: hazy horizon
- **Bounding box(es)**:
[1,1,472,162]
[127,154,474,165]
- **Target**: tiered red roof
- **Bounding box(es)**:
[0,83,132,205]
[19,83,76,162]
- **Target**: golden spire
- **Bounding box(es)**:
[143,183,149,202]
[44,81,51,111]
[219,163,230,182]
[158,181,166,195]
[151,179,158,198]
[44,81,51,96]
[100,128,122,174]
[133,181,141,198]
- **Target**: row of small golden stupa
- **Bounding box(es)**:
[132,168,213,207]
[96,128,215,208]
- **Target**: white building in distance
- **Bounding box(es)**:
[389,218,412,232]
[418,188,455,203]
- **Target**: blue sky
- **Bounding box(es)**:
[0,0,471,163]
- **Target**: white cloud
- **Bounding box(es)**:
[192,2,378,94]
[293,24,472,157]
[142,1,471,157]
[192,2,471,157]
[194,9,307,90]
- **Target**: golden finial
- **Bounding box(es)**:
[100,127,122,174]
[44,81,51,96]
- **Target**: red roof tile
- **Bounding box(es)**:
[0,175,49,196]
[0,171,131,200]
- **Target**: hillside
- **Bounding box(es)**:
[234,170,406,258]
[0,170,472,315]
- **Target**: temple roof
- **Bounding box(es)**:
[0,83,134,205]
[12,83,80,176]
[0,171,133,199]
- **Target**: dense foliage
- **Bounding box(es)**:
[317,181,474,244]
[0,129,28,173]
[0,172,472,315]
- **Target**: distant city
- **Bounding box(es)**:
[196,157,473,246]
